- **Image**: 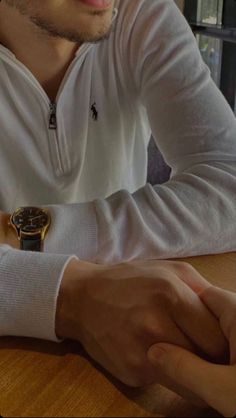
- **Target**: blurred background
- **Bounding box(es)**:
[147,0,236,185]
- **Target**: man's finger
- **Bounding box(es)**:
[172,262,211,295]
[171,280,227,359]
[200,285,236,320]
[148,343,236,417]
[200,286,236,363]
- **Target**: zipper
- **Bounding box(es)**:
[48,102,64,174]
[0,43,93,175]
[49,102,57,130]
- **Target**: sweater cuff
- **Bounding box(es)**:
[0,245,77,342]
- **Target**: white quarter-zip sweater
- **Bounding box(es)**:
[0,0,236,342]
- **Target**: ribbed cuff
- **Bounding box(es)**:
[0,245,77,342]
[44,202,97,261]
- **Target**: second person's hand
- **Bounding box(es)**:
[148,280,236,417]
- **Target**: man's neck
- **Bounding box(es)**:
[0,3,80,102]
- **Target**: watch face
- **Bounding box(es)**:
[12,207,49,233]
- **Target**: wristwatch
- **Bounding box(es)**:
[9,207,51,252]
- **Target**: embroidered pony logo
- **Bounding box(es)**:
[91,102,98,121]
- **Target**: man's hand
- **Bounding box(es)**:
[55,259,227,391]
[0,211,19,249]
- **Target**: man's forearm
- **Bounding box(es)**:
[42,161,236,265]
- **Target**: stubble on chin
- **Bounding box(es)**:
[3,0,31,14]
[2,0,115,44]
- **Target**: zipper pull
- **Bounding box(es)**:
[49,102,57,130]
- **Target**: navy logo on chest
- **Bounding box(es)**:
[91,102,98,121]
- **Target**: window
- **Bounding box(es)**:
[184,0,236,114]
[197,0,223,25]
[196,34,222,86]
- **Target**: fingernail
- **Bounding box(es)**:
[148,346,166,363]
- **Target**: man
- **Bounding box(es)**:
[0,0,235,393]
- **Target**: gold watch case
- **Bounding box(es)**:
[9,207,51,241]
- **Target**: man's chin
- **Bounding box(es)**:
[29,14,113,44]
[48,27,111,44]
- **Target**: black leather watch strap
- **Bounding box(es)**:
[21,235,42,252]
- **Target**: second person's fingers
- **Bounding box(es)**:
[171,279,228,360]
[148,342,236,417]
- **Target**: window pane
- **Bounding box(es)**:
[196,34,222,86]
[197,0,223,25]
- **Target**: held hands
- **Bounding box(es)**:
[148,277,236,417]
[56,259,227,397]
[2,206,233,413]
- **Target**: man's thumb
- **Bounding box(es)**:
[148,343,235,417]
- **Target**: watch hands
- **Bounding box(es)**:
[29,215,44,222]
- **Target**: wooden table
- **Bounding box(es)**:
[0,253,236,417]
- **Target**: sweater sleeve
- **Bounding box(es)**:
[0,244,77,341]
[44,0,236,263]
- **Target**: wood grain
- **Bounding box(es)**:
[0,252,235,417]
